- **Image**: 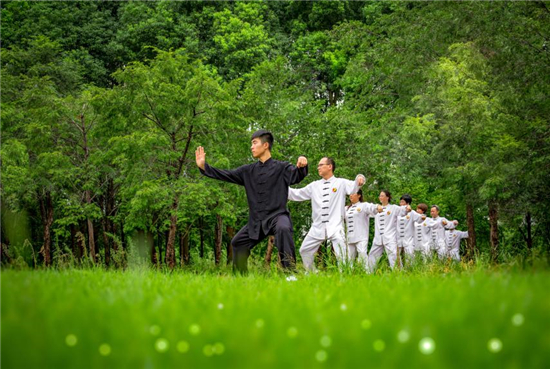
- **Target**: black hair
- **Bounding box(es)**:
[400,194,412,205]
[251,129,274,151]
[381,190,392,202]
[324,157,336,172]
[356,189,364,202]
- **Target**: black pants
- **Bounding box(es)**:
[231,214,296,273]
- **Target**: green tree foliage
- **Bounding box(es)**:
[1,1,549,268]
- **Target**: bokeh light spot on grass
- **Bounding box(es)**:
[488,338,503,353]
[213,342,225,355]
[397,330,410,343]
[217,303,224,310]
[155,338,169,353]
[315,350,328,362]
[340,303,348,311]
[177,341,190,353]
[512,313,524,326]
[189,324,201,335]
[99,344,111,356]
[203,344,214,357]
[373,339,385,352]
[149,325,161,336]
[320,335,332,347]
[65,334,77,347]
[255,319,265,328]
[287,327,298,338]
[361,319,372,330]
[419,337,435,355]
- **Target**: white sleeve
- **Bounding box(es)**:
[425,218,436,227]
[459,231,469,239]
[395,205,408,216]
[443,218,456,229]
[360,202,379,216]
[344,174,365,195]
[411,210,426,223]
[288,184,313,201]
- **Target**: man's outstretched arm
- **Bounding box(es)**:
[196,146,245,185]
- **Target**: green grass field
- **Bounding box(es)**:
[2,263,550,369]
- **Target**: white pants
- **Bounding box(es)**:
[367,239,400,272]
[415,242,432,260]
[348,240,369,270]
[433,240,447,259]
[398,238,415,257]
[449,246,460,261]
[300,233,346,272]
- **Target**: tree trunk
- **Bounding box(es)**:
[166,197,178,269]
[120,219,125,250]
[70,224,78,259]
[199,216,205,258]
[102,216,111,267]
[465,202,477,260]
[39,190,54,267]
[265,236,277,266]
[214,214,223,265]
[180,225,190,266]
[489,200,499,263]
[85,189,96,263]
[226,226,234,265]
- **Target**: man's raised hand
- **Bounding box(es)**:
[296,156,308,168]
[195,146,206,170]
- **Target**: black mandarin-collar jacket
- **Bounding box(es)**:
[200,158,308,240]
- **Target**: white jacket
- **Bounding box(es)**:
[289,175,365,240]
[345,202,378,243]
[426,217,455,246]
[446,229,469,250]
[373,204,409,245]
[397,210,425,245]
[415,221,432,250]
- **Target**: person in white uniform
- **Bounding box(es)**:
[288,157,365,272]
[425,205,456,259]
[445,228,468,261]
[367,190,411,272]
[413,203,432,259]
[345,189,378,269]
[396,194,426,262]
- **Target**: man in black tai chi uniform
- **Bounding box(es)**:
[195,130,308,273]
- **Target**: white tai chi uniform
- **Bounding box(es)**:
[397,210,425,257]
[345,202,377,268]
[425,217,455,259]
[445,229,468,261]
[289,174,365,271]
[367,204,408,272]
[415,220,433,258]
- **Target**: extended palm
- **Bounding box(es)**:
[195,146,206,170]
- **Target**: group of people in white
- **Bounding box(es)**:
[196,130,468,274]
[289,157,469,273]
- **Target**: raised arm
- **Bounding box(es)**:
[410,210,427,223]
[285,156,309,185]
[344,174,366,195]
[196,146,245,185]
